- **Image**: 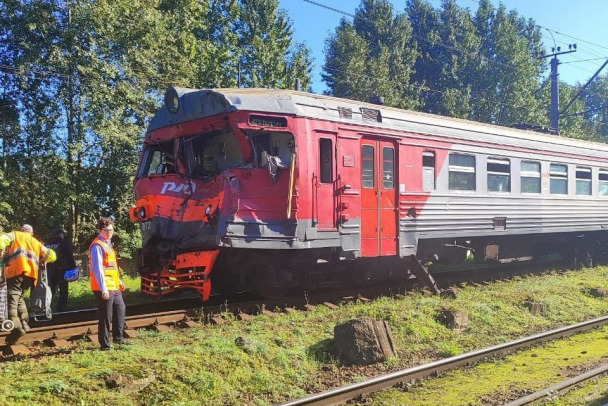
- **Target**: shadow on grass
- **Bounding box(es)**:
[588,392,608,406]
[306,338,335,363]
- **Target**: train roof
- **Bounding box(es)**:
[148,87,608,159]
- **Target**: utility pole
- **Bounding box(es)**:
[538,44,577,134]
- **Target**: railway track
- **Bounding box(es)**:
[504,363,608,406]
[0,258,571,358]
[278,316,608,406]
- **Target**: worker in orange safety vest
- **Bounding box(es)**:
[88,217,129,350]
[0,224,56,344]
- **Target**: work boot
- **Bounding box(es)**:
[5,328,25,345]
[21,320,30,333]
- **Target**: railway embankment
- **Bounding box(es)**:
[2,266,608,405]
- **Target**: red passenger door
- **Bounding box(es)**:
[360,138,398,257]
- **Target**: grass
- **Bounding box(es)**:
[547,375,608,405]
[369,327,608,405]
[4,266,608,405]
[47,276,154,311]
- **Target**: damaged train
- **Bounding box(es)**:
[130,87,608,300]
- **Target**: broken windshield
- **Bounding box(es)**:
[138,141,175,178]
[183,127,244,179]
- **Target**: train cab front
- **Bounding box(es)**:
[130,159,224,301]
[130,87,300,302]
[129,104,242,301]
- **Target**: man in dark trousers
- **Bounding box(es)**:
[45,228,76,312]
[88,217,130,350]
[0,224,56,344]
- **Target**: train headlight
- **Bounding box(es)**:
[138,207,147,219]
[165,87,179,114]
[205,205,212,215]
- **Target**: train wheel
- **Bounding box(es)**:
[254,266,301,299]
[254,282,290,299]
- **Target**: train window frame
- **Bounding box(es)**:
[362,144,375,189]
[184,127,245,179]
[422,151,435,191]
[549,163,568,195]
[599,169,608,197]
[248,130,294,169]
[382,147,395,189]
[487,157,510,193]
[448,153,476,191]
[138,141,175,178]
[319,138,333,184]
[575,166,592,196]
[520,160,541,194]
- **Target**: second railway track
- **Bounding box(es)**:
[279,316,608,406]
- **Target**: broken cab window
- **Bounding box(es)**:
[250,131,294,182]
[139,142,175,177]
[184,127,244,179]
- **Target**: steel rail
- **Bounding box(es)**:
[278,315,608,406]
[504,363,608,406]
[0,296,203,339]
[1,309,195,346]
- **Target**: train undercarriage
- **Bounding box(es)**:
[137,247,418,300]
[136,229,608,301]
[418,230,608,269]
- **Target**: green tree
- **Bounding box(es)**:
[471,0,545,126]
[406,0,481,117]
[579,73,608,141]
[323,0,417,109]
[0,0,315,255]
[0,0,68,235]
[235,0,313,89]
[0,84,18,228]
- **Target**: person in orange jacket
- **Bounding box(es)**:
[0,224,56,344]
[88,217,129,350]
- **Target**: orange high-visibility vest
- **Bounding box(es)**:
[88,237,120,291]
[5,231,49,285]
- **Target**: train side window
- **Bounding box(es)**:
[575,167,592,196]
[320,138,333,183]
[448,153,475,191]
[521,161,541,193]
[549,163,568,195]
[253,132,271,165]
[250,131,293,170]
[362,145,375,189]
[422,151,435,191]
[487,158,510,192]
[382,147,394,189]
[138,142,174,178]
[600,169,608,196]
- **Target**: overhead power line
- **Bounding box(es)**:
[463,0,608,54]
[301,0,527,73]
[562,57,608,65]
[302,0,355,18]
[322,65,549,119]
[545,28,608,53]
[0,64,89,83]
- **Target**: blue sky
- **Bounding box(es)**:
[278,0,608,94]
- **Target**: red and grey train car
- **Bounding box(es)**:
[130,87,608,300]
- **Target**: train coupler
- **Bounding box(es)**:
[141,250,219,301]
